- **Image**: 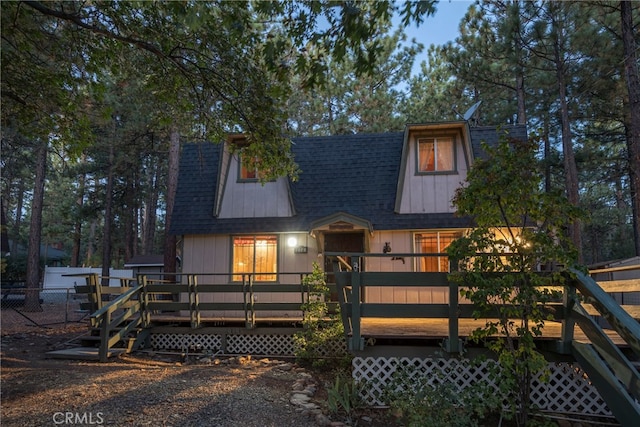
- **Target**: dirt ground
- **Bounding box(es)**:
[0,324,398,427]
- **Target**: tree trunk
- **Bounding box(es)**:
[552,5,583,262]
[11,179,24,255]
[24,141,47,312]
[163,129,180,281]
[71,163,86,267]
[143,159,159,254]
[512,1,527,125]
[86,219,96,265]
[101,142,114,287]
[1,201,9,255]
[621,0,640,256]
[543,112,552,193]
[124,175,135,262]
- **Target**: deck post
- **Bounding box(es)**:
[445,278,461,353]
[138,274,150,327]
[99,308,110,362]
[188,274,201,328]
[558,278,576,354]
[87,273,102,312]
[350,256,364,351]
[243,274,255,329]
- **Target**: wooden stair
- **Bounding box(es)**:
[46,346,127,361]
[46,318,146,361]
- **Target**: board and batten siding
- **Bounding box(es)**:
[396,131,469,214]
[217,152,293,218]
[181,233,319,319]
[363,231,450,305]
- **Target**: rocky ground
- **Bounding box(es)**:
[0,325,397,427]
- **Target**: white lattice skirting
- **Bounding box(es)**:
[353,357,613,417]
[150,333,345,357]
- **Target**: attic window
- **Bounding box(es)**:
[239,153,260,181]
[417,137,455,173]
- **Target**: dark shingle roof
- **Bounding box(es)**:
[469,125,528,160]
[170,125,526,235]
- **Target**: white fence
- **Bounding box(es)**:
[43,266,134,289]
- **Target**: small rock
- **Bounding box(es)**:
[297,388,314,397]
[291,391,311,402]
[290,392,311,404]
[300,402,319,410]
[315,413,331,426]
[292,380,306,391]
[277,362,293,371]
[329,422,345,427]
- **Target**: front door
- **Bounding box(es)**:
[323,232,364,300]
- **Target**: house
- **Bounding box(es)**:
[170,122,527,318]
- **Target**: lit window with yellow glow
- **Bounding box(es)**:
[417,137,454,172]
[414,231,463,272]
[232,235,277,281]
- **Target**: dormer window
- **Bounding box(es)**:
[417,137,455,173]
[239,153,259,181]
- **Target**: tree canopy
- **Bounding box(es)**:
[1,1,638,292]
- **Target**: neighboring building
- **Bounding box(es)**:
[170,122,527,317]
[124,254,165,281]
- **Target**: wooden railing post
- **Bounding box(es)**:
[445,278,461,353]
[300,273,309,322]
[558,276,576,354]
[350,256,364,351]
[243,274,255,329]
[88,273,102,312]
[188,274,201,328]
[138,274,150,327]
[99,310,109,362]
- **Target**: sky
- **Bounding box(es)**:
[398,0,474,75]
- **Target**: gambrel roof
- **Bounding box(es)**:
[170,123,527,236]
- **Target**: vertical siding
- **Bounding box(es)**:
[364,231,449,305]
[398,134,468,214]
[182,233,320,319]
[217,156,293,218]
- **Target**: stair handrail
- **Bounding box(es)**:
[565,268,640,425]
[90,284,143,362]
[569,268,640,358]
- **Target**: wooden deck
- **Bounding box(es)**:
[359,317,628,346]
[142,313,629,347]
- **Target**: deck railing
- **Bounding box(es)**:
[328,252,568,352]
[75,271,337,360]
[329,253,640,425]
[133,272,338,328]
